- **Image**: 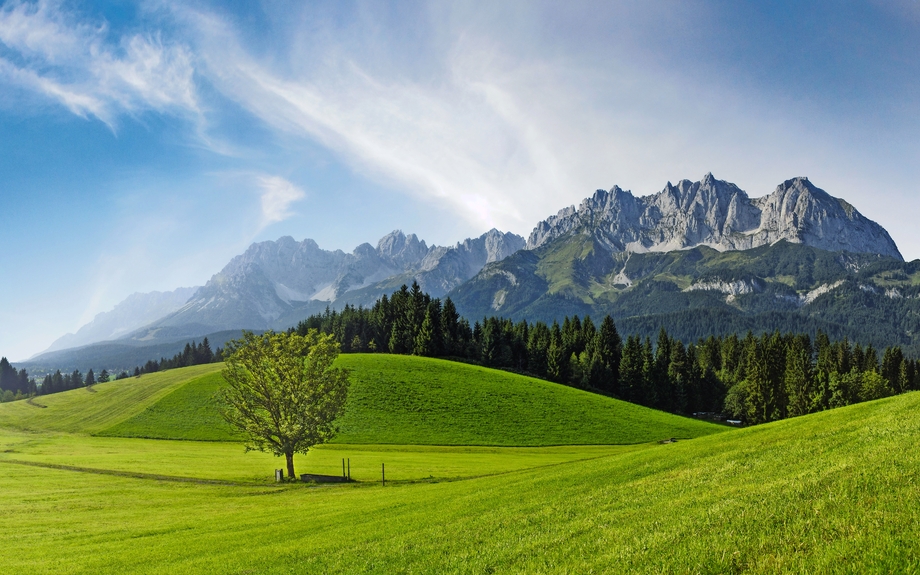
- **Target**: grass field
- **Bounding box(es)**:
[1,358,917,572]
[0,428,643,483]
[100,354,724,445]
[0,391,917,573]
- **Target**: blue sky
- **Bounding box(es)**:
[1,0,919,361]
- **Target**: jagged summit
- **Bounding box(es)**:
[128,228,526,337]
[527,174,901,260]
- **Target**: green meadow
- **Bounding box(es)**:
[0,355,917,573]
[99,354,723,445]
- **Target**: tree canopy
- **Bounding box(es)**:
[219,330,350,478]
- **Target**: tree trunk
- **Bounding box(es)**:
[285,451,295,479]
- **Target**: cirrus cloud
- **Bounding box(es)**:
[0,0,198,127]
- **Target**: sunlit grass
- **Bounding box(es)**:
[0,392,917,573]
[100,355,725,446]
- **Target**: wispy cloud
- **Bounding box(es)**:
[258,175,306,228]
[0,0,198,127]
[160,2,824,237]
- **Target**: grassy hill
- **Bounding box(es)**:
[0,364,222,434]
[98,371,239,441]
[0,386,917,572]
[99,354,725,445]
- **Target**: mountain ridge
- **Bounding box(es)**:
[37,287,200,357]
[527,174,901,260]
[32,173,908,362]
[125,228,525,340]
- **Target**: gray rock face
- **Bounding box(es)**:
[527,174,902,260]
[143,228,525,335]
[38,287,199,355]
[413,229,526,295]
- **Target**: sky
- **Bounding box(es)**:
[1,0,919,361]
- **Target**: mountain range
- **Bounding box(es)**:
[20,174,920,372]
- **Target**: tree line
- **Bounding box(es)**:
[131,338,224,376]
[0,357,36,402]
[296,282,920,424]
[0,338,224,401]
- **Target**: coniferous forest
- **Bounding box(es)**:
[4,281,918,425]
[296,282,920,425]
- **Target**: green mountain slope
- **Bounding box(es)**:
[451,237,920,352]
[98,355,724,445]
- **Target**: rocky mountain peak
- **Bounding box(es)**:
[376,230,430,266]
[526,174,901,260]
[477,228,526,263]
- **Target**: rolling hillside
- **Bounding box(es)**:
[98,355,724,445]
[0,378,917,572]
[0,364,223,434]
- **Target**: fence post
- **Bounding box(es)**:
[382,462,385,486]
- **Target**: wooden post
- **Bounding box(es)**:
[382,462,385,486]
[342,458,346,479]
[347,458,351,481]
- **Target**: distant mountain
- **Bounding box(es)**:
[35,172,918,371]
[126,228,524,341]
[450,175,919,352]
[37,287,199,356]
[527,174,901,259]
[16,329,249,377]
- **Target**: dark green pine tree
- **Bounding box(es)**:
[409,281,428,334]
[618,335,643,403]
[200,337,214,363]
[639,337,656,408]
[595,316,622,394]
[98,369,110,383]
[863,344,879,372]
[441,297,460,355]
[414,306,437,357]
[653,328,672,410]
[85,369,96,387]
[581,316,597,357]
[546,323,566,383]
[812,331,833,411]
[764,331,787,420]
[881,346,905,393]
[0,357,16,392]
[667,340,689,414]
[784,334,814,418]
[743,337,771,424]
[51,369,64,393]
[527,322,551,377]
[851,343,866,373]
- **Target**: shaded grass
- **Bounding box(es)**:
[98,372,241,441]
[0,393,918,573]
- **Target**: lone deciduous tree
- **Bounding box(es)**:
[220,330,350,479]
